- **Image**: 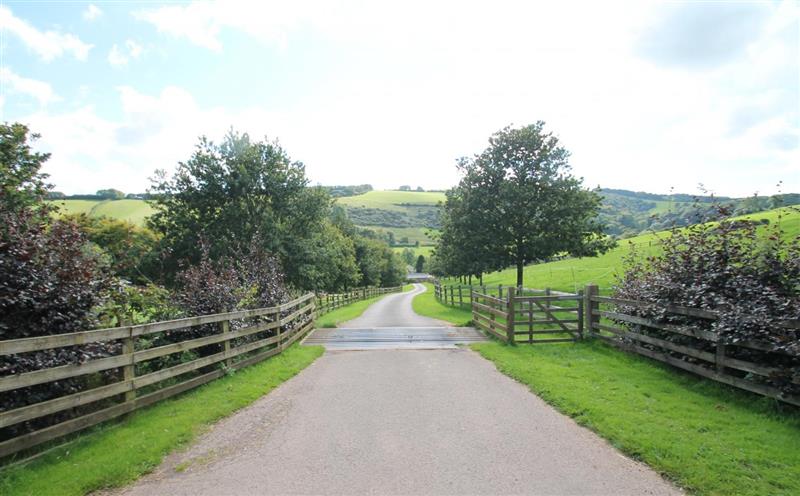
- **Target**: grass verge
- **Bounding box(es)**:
[0,344,324,496]
[411,283,473,326]
[471,340,800,496]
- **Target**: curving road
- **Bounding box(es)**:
[338,284,448,327]
[117,284,680,495]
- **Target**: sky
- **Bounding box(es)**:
[1,0,798,197]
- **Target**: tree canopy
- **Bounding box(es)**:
[437,122,613,286]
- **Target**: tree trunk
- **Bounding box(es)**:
[516,260,524,288]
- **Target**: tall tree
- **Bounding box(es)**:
[415,254,426,273]
[442,122,612,287]
[148,130,331,288]
[0,123,51,212]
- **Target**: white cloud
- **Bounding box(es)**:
[83,4,102,21]
[11,1,800,196]
[0,6,93,61]
[107,45,127,66]
[107,40,144,67]
[0,68,59,106]
[134,1,316,51]
[126,40,143,59]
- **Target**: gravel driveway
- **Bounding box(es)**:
[116,285,680,495]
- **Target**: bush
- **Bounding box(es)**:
[614,205,800,394]
[0,210,116,438]
[0,123,120,439]
[65,214,160,284]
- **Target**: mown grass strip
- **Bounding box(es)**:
[472,340,800,496]
[0,345,324,496]
[411,283,473,326]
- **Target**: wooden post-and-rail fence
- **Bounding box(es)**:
[0,285,404,459]
[315,286,403,315]
[438,279,800,407]
[471,286,583,344]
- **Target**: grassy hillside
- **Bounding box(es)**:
[452,206,800,294]
[338,190,445,245]
[50,199,156,226]
[336,190,445,210]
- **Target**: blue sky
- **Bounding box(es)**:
[1,1,798,196]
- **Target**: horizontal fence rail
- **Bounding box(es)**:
[434,280,573,308]
[0,285,406,459]
[0,294,318,459]
[469,286,583,344]
[315,286,403,315]
[443,277,798,406]
[584,285,800,407]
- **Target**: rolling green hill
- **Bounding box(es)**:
[50,199,156,226]
[446,206,800,294]
[337,190,445,245]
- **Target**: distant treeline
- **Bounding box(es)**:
[321,184,373,198]
[599,189,800,237]
[48,189,150,200]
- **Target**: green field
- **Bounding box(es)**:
[336,190,445,211]
[366,226,438,245]
[392,245,435,258]
[50,199,156,226]
[451,206,800,293]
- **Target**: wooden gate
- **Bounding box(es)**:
[471,287,583,344]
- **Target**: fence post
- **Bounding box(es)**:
[498,284,503,300]
[584,285,599,336]
[458,285,463,307]
[506,287,516,344]
[220,319,232,368]
[122,326,136,404]
[576,290,584,340]
[715,342,727,373]
[470,289,475,320]
[276,311,283,350]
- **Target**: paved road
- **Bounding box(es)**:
[118,285,680,496]
[340,284,448,327]
[304,284,486,350]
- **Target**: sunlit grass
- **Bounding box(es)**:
[460,206,800,293]
[472,340,800,496]
[411,283,472,326]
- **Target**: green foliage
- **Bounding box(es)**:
[473,341,800,496]
[615,205,800,393]
[415,254,425,273]
[0,345,323,496]
[95,189,125,200]
[0,123,52,213]
[0,124,116,430]
[147,130,331,289]
[292,220,360,291]
[400,247,416,265]
[64,214,160,284]
[353,237,406,287]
